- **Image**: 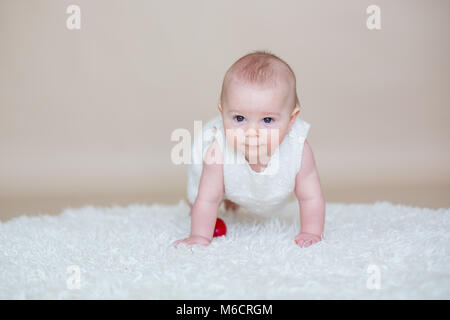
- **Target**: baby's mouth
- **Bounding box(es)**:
[245,139,263,147]
[245,143,265,148]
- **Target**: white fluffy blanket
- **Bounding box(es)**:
[1,200,449,299]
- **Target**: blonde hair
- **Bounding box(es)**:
[220,50,300,111]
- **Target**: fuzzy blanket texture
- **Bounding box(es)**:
[0,200,449,299]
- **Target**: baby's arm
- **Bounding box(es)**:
[294,140,326,248]
[173,139,224,247]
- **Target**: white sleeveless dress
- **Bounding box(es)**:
[186,114,311,217]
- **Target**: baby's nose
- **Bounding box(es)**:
[245,127,258,137]
[245,127,259,146]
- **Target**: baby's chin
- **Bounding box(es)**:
[239,144,274,159]
[238,143,266,151]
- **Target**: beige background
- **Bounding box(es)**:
[1,0,449,221]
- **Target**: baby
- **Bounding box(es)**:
[173,51,325,248]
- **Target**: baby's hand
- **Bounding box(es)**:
[294,232,321,248]
[173,235,211,248]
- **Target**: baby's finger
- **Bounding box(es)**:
[173,239,186,248]
[295,239,304,247]
[304,239,313,247]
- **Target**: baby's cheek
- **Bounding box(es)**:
[226,132,245,152]
[266,132,282,152]
[268,128,282,145]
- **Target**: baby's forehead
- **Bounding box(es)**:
[224,83,292,113]
[228,61,294,95]
[227,74,293,100]
[221,54,297,108]
[233,59,292,83]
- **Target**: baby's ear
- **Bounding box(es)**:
[218,104,223,113]
[289,106,300,124]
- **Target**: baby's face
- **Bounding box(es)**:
[219,83,299,164]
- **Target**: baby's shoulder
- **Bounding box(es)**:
[289,117,311,140]
[296,139,316,179]
[203,137,223,166]
[196,115,223,141]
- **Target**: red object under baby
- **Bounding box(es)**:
[213,218,227,237]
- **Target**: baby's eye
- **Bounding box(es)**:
[263,117,274,124]
[233,115,245,122]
